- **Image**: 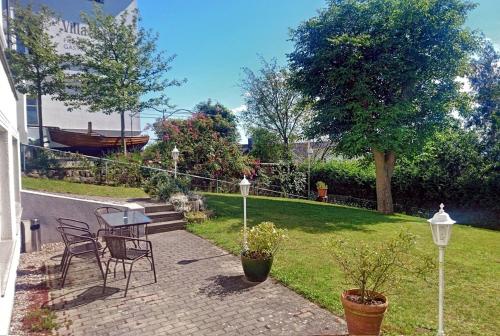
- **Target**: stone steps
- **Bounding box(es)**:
[143,203,186,234]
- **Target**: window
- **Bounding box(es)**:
[26,96,38,126]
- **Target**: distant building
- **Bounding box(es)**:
[11,0,141,146]
[0,0,23,332]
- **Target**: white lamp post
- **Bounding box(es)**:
[171,146,179,179]
[307,143,314,199]
[239,175,251,250]
[428,203,456,336]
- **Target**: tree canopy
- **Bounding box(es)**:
[467,39,499,160]
[61,6,183,153]
[195,100,239,142]
[289,0,478,213]
[7,4,64,146]
[240,58,310,159]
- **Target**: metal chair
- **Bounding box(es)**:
[56,218,99,268]
[56,225,105,287]
[102,235,157,297]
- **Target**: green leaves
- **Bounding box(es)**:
[289,0,479,156]
[7,4,65,96]
[243,221,287,258]
[328,230,432,303]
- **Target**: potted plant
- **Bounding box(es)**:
[241,222,287,282]
[316,181,328,197]
[330,231,431,335]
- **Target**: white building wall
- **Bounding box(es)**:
[0,0,22,333]
[17,0,141,140]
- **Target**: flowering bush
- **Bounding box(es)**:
[243,222,287,259]
[147,113,254,179]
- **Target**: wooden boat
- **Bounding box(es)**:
[48,127,149,156]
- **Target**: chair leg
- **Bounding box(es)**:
[94,249,105,280]
[124,262,135,297]
[150,255,157,283]
[102,259,111,294]
[61,255,73,288]
[60,248,68,269]
[122,259,126,278]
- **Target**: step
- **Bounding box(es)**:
[147,211,184,223]
[144,204,175,213]
[146,220,187,234]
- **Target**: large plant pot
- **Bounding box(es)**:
[317,188,328,197]
[241,253,273,282]
[341,289,388,336]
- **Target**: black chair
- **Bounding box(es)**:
[102,235,157,297]
[56,218,101,268]
[56,226,105,287]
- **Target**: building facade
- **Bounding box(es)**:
[16,0,141,144]
[0,0,23,333]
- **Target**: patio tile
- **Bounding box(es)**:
[42,231,347,335]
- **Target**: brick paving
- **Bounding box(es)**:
[43,230,347,336]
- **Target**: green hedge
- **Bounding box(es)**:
[309,130,499,225]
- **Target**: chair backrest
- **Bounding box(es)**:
[103,235,128,259]
[94,206,122,229]
[57,218,90,231]
[57,226,93,249]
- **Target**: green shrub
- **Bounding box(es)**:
[243,221,287,259]
[316,181,328,189]
[143,172,190,201]
[185,211,208,223]
[329,231,433,303]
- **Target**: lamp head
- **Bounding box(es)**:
[171,146,179,161]
[428,203,456,247]
[239,175,251,197]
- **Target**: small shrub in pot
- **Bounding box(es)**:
[241,222,287,282]
[329,231,432,335]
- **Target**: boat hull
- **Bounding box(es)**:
[48,127,149,156]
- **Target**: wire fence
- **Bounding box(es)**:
[20,144,436,219]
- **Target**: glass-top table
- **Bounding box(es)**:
[100,210,152,239]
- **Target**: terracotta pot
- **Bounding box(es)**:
[241,253,273,282]
[317,188,328,197]
[340,289,388,336]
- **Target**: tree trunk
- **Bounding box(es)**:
[120,111,127,155]
[37,92,44,147]
[373,149,395,214]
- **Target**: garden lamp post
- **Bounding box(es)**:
[428,203,456,336]
[171,146,179,179]
[239,175,251,250]
[307,143,314,199]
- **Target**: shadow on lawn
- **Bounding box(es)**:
[207,194,411,234]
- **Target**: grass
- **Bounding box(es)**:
[189,193,500,336]
[22,176,148,199]
[19,178,499,334]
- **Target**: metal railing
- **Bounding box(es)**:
[20,144,437,219]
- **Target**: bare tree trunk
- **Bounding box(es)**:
[373,148,395,214]
[37,92,44,147]
[120,111,127,155]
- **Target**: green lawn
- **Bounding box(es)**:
[190,193,499,336]
[22,177,148,199]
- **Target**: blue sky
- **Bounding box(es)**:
[138,0,500,140]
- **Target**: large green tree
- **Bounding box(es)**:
[240,58,310,160]
[62,6,182,153]
[7,4,64,146]
[289,0,477,213]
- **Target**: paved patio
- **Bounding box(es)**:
[42,231,347,336]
